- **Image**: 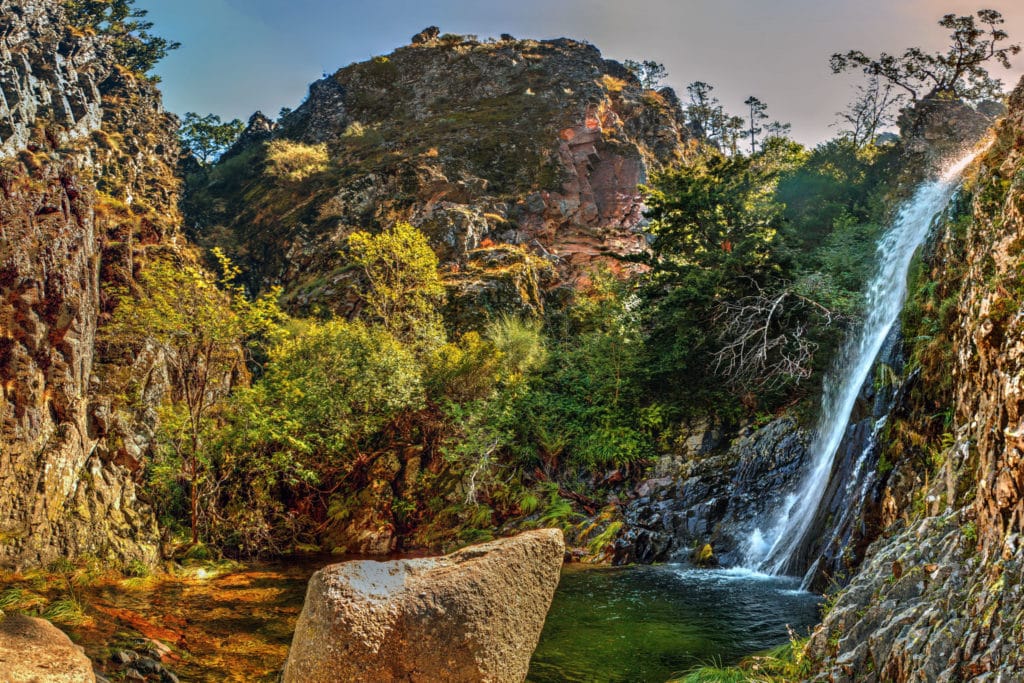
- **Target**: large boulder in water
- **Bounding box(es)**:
[282,529,565,682]
[0,613,96,682]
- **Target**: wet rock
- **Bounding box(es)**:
[616,417,808,566]
[132,656,162,674]
[651,418,725,478]
[0,612,96,682]
[283,529,564,683]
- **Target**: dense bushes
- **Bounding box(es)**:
[110,224,648,555]
[123,131,907,556]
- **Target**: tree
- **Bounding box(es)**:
[64,0,180,74]
[686,81,718,137]
[347,222,446,350]
[178,113,246,164]
[717,111,748,156]
[637,148,805,411]
[105,258,245,543]
[711,279,844,393]
[511,273,653,473]
[644,153,781,274]
[834,76,904,146]
[830,9,1020,102]
[766,120,792,140]
[212,319,425,553]
[623,59,668,89]
[683,81,749,155]
[744,96,769,154]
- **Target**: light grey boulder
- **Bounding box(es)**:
[283,528,565,683]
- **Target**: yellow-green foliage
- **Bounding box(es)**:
[348,222,447,348]
[343,121,367,138]
[694,543,715,565]
[264,139,329,182]
[586,520,623,556]
[600,74,628,93]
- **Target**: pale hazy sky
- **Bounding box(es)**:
[147,0,1024,145]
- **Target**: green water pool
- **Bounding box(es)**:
[527,564,822,682]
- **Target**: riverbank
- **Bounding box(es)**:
[0,558,310,682]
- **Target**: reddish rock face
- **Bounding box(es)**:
[517,120,648,271]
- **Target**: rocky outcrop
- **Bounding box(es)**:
[615,417,808,566]
[0,0,185,569]
[0,0,107,159]
[808,77,1024,681]
[899,95,1002,169]
[188,34,692,320]
[0,612,96,682]
[282,529,565,683]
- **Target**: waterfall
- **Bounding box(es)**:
[745,148,985,584]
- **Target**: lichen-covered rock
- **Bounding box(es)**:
[0,613,96,682]
[0,0,108,159]
[282,529,565,683]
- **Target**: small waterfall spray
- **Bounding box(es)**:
[745,147,986,584]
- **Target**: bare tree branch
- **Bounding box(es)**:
[711,281,849,393]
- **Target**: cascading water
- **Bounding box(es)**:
[745,147,986,586]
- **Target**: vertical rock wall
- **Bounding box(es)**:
[0,0,184,569]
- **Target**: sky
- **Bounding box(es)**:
[147,0,1024,145]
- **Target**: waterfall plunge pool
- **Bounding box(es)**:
[528,564,822,682]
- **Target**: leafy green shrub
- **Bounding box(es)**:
[209,318,424,554]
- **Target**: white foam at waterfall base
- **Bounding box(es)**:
[743,143,990,580]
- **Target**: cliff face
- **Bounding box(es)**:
[187,32,693,317]
[0,0,106,157]
[809,77,1024,682]
[0,1,182,569]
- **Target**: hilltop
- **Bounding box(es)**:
[186,28,693,322]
